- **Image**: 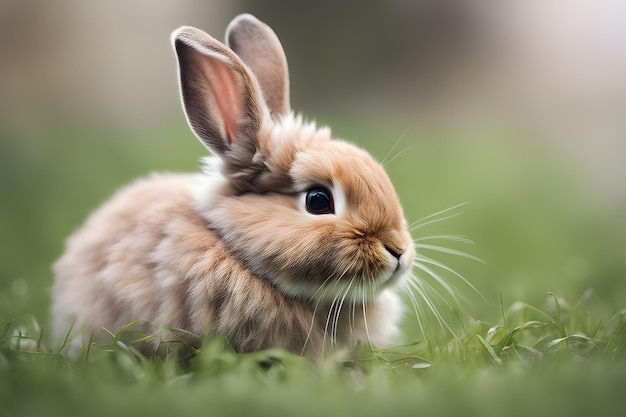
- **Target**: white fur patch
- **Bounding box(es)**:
[190,159,228,211]
[364,289,405,347]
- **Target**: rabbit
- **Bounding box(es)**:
[51,13,415,361]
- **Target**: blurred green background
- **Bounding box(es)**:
[1,0,625,341]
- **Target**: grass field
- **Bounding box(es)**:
[1,116,625,416]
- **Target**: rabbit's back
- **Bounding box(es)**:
[52,173,202,347]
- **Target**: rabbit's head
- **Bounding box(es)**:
[173,14,414,304]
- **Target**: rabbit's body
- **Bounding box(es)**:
[53,152,403,358]
[52,15,412,360]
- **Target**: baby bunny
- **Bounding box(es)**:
[52,14,415,360]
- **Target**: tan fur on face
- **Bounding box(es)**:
[52,15,413,360]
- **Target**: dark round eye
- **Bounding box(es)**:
[305,187,334,215]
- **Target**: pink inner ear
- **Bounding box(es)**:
[194,53,242,145]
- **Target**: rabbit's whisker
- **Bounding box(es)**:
[408,202,470,232]
[415,242,484,264]
[404,272,457,337]
[332,275,356,346]
[350,291,357,345]
[302,269,342,356]
[402,279,428,337]
[380,126,412,168]
[413,234,474,244]
[412,259,464,305]
[415,254,484,301]
[320,265,353,355]
[361,285,373,348]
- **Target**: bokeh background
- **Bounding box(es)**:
[1,0,625,341]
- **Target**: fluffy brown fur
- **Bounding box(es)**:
[52,14,414,361]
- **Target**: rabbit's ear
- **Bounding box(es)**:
[226,14,290,118]
[172,26,267,166]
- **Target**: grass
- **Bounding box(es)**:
[1,117,626,416]
[1,293,625,417]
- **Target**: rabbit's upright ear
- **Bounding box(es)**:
[226,14,290,117]
[172,26,267,167]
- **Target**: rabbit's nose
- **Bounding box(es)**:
[385,245,405,260]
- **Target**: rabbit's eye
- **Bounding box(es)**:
[305,187,334,215]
